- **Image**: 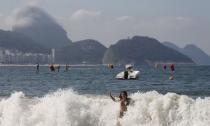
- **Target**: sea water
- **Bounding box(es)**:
[0,65,210,126]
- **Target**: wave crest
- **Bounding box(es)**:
[0,90,210,126]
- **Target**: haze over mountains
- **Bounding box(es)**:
[12,6,72,48]
[164,42,210,65]
[0,6,209,65]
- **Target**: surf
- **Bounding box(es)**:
[0,89,210,126]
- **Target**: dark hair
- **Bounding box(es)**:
[119,91,127,98]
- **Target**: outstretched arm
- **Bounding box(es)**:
[110,92,116,102]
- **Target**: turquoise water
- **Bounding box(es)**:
[0,65,209,97]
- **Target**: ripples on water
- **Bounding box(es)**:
[0,65,209,97]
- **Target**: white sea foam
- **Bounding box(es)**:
[0,89,210,126]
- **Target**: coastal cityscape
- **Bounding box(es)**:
[0,48,55,64]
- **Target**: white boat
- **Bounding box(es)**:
[116,64,140,80]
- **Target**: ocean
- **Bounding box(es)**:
[0,65,210,126]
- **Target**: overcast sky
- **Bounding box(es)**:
[0,0,210,54]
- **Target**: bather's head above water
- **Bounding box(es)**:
[119,91,128,99]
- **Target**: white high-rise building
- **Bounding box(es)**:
[51,48,55,63]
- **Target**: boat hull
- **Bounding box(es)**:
[116,71,140,80]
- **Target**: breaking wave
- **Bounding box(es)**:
[0,89,210,126]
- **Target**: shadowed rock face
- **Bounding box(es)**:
[164,42,210,65]
[56,39,107,64]
[12,6,72,48]
[103,36,193,65]
[183,45,210,65]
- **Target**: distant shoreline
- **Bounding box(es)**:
[0,64,104,67]
[0,63,205,67]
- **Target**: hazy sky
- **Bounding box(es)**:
[0,0,210,54]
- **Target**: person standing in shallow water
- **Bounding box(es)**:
[36,63,39,73]
[65,64,69,71]
[169,64,175,80]
[163,64,167,70]
[110,91,131,118]
[49,64,55,72]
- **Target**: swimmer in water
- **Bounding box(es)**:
[110,91,131,118]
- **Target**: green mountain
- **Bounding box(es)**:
[103,36,193,65]
[56,39,107,64]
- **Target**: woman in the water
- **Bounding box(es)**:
[110,91,131,118]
